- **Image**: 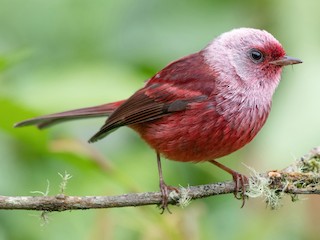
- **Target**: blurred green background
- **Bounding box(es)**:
[0,0,319,239]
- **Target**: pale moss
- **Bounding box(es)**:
[58,171,72,194]
[30,179,50,196]
[40,211,50,227]
[177,185,192,208]
[169,185,192,208]
[244,165,285,209]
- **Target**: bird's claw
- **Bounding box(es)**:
[159,181,179,214]
[231,172,248,207]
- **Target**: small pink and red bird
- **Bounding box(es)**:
[15,28,302,211]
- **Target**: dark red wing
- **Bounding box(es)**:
[88,91,167,142]
[89,88,207,143]
[89,52,214,142]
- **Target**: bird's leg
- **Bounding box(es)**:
[209,159,248,207]
[156,152,178,213]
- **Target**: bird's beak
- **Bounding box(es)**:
[270,56,302,66]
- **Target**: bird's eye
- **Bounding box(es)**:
[249,49,264,63]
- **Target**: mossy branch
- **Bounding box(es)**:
[1,147,320,212]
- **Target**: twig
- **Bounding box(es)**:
[0,181,235,211]
[0,147,319,212]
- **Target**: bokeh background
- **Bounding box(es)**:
[0,0,319,239]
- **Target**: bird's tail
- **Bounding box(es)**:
[14,100,126,129]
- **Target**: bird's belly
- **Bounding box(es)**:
[131,108,263,162]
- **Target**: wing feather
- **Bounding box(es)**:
[89,52,214,142]
[14,101,124,129]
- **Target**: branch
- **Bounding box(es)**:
[1,147,320,212]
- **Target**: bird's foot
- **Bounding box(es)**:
[209,159,248,207]
[159,181,179,214]
[231,171,249,208]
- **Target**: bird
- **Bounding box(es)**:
[15,28,302,211]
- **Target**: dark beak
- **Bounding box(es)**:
[270,56,303,66]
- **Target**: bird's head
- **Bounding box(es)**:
[203,28,302,93]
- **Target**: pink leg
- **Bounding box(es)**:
[156,152,178,213]
[209,159,248,207]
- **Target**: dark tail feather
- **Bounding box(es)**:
[14,101,125,129]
